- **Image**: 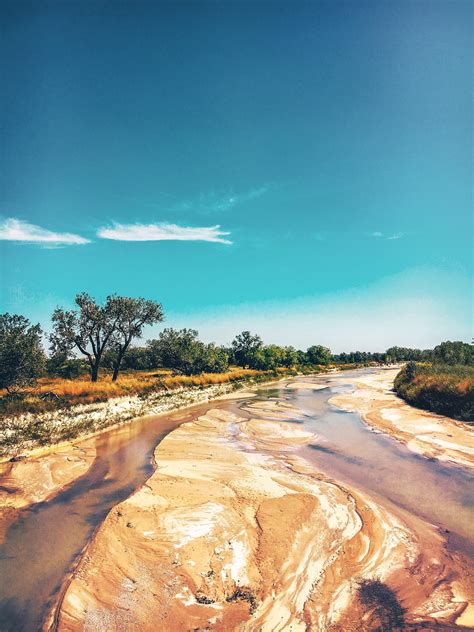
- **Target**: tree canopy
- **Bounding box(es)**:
[306,345,332,366]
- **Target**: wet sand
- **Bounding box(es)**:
[329,368,474,469]
[0,440,97,542]
[56,397,474,631]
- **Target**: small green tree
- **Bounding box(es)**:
[148,329,229,375]
[151,328,204,375]
[0,313,45,392]
[202,344,229,373]
[306,345,331,365]
[46,353,88,379]
[283,346,299,368]
[103,346,153,371]
[231,331,263,368]
[253,345,286,370]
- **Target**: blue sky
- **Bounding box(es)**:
[1,1,472,351]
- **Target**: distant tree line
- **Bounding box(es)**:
[0,292,472,393]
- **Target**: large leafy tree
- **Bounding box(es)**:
[231,331,263,368]
[0,314,45,392]
[150,328,201,375]
[108,297,163,380]
[50,293,164,381]
[253,344,286,370]
[50,293,119,382]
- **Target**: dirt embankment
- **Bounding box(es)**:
[0,380,260,460]
[330,368,474,470]
[55,399,473,631]
[0,385,261,539]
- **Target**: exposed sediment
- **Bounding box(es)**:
[0,440,97,542]
[56,398,473,631]
[329,369,474,470]
[0,384,260,538]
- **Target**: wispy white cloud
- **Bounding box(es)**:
[371,231,404,240]
[177,186,268,214]
[0,218,90,246]
[97,222,232,244]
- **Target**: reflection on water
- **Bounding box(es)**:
[0,370,472,630]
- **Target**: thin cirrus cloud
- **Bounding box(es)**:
[371,231,403,240]
[175,186,268,214]
[0,218,90,246]
[97,222,232,244]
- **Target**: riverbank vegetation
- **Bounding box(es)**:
[394,342,474,421]
[0,368,284,419]
[1,294,472,422]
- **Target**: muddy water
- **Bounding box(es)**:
[0,370,473,631]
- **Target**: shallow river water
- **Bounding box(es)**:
[0,369,472,631]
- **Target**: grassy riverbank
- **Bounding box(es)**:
[0,368,270,417]
[0,363,375,458]
[1,362,369,420]
[0,369,290,458]
[394,363,474,422]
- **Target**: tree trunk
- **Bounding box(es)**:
[91,364,99,382]
[112,339,131,382]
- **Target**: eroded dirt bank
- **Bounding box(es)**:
[329,369,474,469]
[0,385,260,541]
[56,399,474,631]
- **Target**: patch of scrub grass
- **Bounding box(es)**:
[394,363,474,421]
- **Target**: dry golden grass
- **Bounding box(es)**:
[1,367,273,406]
[395,363,474,421]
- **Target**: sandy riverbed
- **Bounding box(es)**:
[329,368,474,469]
[55,397,473,631]
[0,383,261,540]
